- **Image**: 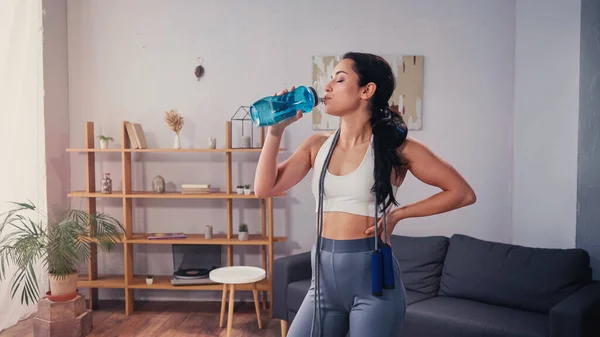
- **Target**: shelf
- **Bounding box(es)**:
[68,191,125,198]
[77,275,125,289]
[127,191,269,199]
[76,274,269,291]
[67,191,283,199]
[128,233,286,245]
[128,275,270,291]
[67,148,285,153]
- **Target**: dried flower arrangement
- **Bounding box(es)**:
[165,109,184,135]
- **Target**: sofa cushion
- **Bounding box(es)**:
[287,279,310,312]
[390,235,449,298]
[403,296,548,337]
[439,234,592,313]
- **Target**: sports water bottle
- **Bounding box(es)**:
[249,86,323,127]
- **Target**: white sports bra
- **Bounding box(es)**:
[310,132,398,217]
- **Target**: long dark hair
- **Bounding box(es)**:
[342,52,408,211]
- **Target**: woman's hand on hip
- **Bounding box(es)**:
[364,208,402,243]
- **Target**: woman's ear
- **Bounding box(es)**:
[360,82,377,100]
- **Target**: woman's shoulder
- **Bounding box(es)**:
[397,136,437,164]
[302,131,334,150]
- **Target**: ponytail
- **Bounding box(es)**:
[370,104,408,210]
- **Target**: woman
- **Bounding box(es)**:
[254,52,476,337]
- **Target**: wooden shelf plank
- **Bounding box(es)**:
[128,233,286,245]
[67,191,284,199]
[67,148,123,152]
[66,148,285,153]
[77,275,125,288]
[68,191,125,198]
[128,276,270,291]
[126,191,277,199]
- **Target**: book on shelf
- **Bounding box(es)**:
[181,184,215,194]
[147,233,187,240]
[125,122,148,149]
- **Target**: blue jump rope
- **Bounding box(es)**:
[311,128,395,337]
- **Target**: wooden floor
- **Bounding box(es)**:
[0,301,282,337]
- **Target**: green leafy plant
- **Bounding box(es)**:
[244,184,251,189]
[97,135,113,142]
[238,223,248,232]
[0,200,124,305]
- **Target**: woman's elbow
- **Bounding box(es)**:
[253,183,274,199]
[462,188,477,206]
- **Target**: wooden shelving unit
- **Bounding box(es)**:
[68,121,286,316]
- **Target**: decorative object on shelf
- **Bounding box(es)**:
[147,232,187,240]
[236,185,244,194]
[181,183,211,194]
[165,108,184,149]
[238,223,249,240]
[208,136,216,149]
[195,57,205,81]
[0,200,124,306]
[98,135,113,149]
[146,275,154,285]
[230,106,259,149]
[244,184,252,195]
[205,225,213,239]
[241,135,251,148]
[152,175,166,193]
[101,173,112,194]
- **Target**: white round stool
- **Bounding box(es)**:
[209,266,266,337]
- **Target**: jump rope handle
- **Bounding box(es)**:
[372,204,383,296]
[381,206,395,289]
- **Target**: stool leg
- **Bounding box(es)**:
[281,320,289,337]
[219,283,227,328]
[252,283,262,329]
[227,284,235,337]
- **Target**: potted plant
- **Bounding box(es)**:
[146,275,154,285]
[244,184,252,195]
[238,223,249,241]
[97,135,113,149]
[236,185,244,194]
[0,200,124,305]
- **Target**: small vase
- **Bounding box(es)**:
[238,232,249,241]
[174,134,181,149]
[208,137,216,149]
[244,188,252,195]
[101,173,112,194]
[205,225,213,239]
[237,187,244,194]
[100,139,108,149]
[146,276,153,285]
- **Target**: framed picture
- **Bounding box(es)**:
[311,55,424,131]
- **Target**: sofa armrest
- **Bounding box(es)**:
[272,251,312,321]
[550,281,600,337]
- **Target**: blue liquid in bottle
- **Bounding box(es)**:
[249,86,321,127]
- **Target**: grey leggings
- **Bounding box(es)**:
[287,237,407,337]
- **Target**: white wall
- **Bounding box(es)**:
[512,0,581,249]
[66,0,515,300]
[43,0,70,213]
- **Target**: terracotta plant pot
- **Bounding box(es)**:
[49,272,78,297]
[45,290,78,302]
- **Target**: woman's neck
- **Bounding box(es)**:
[339,110,372,147]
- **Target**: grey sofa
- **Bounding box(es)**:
[273,234,600,337]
